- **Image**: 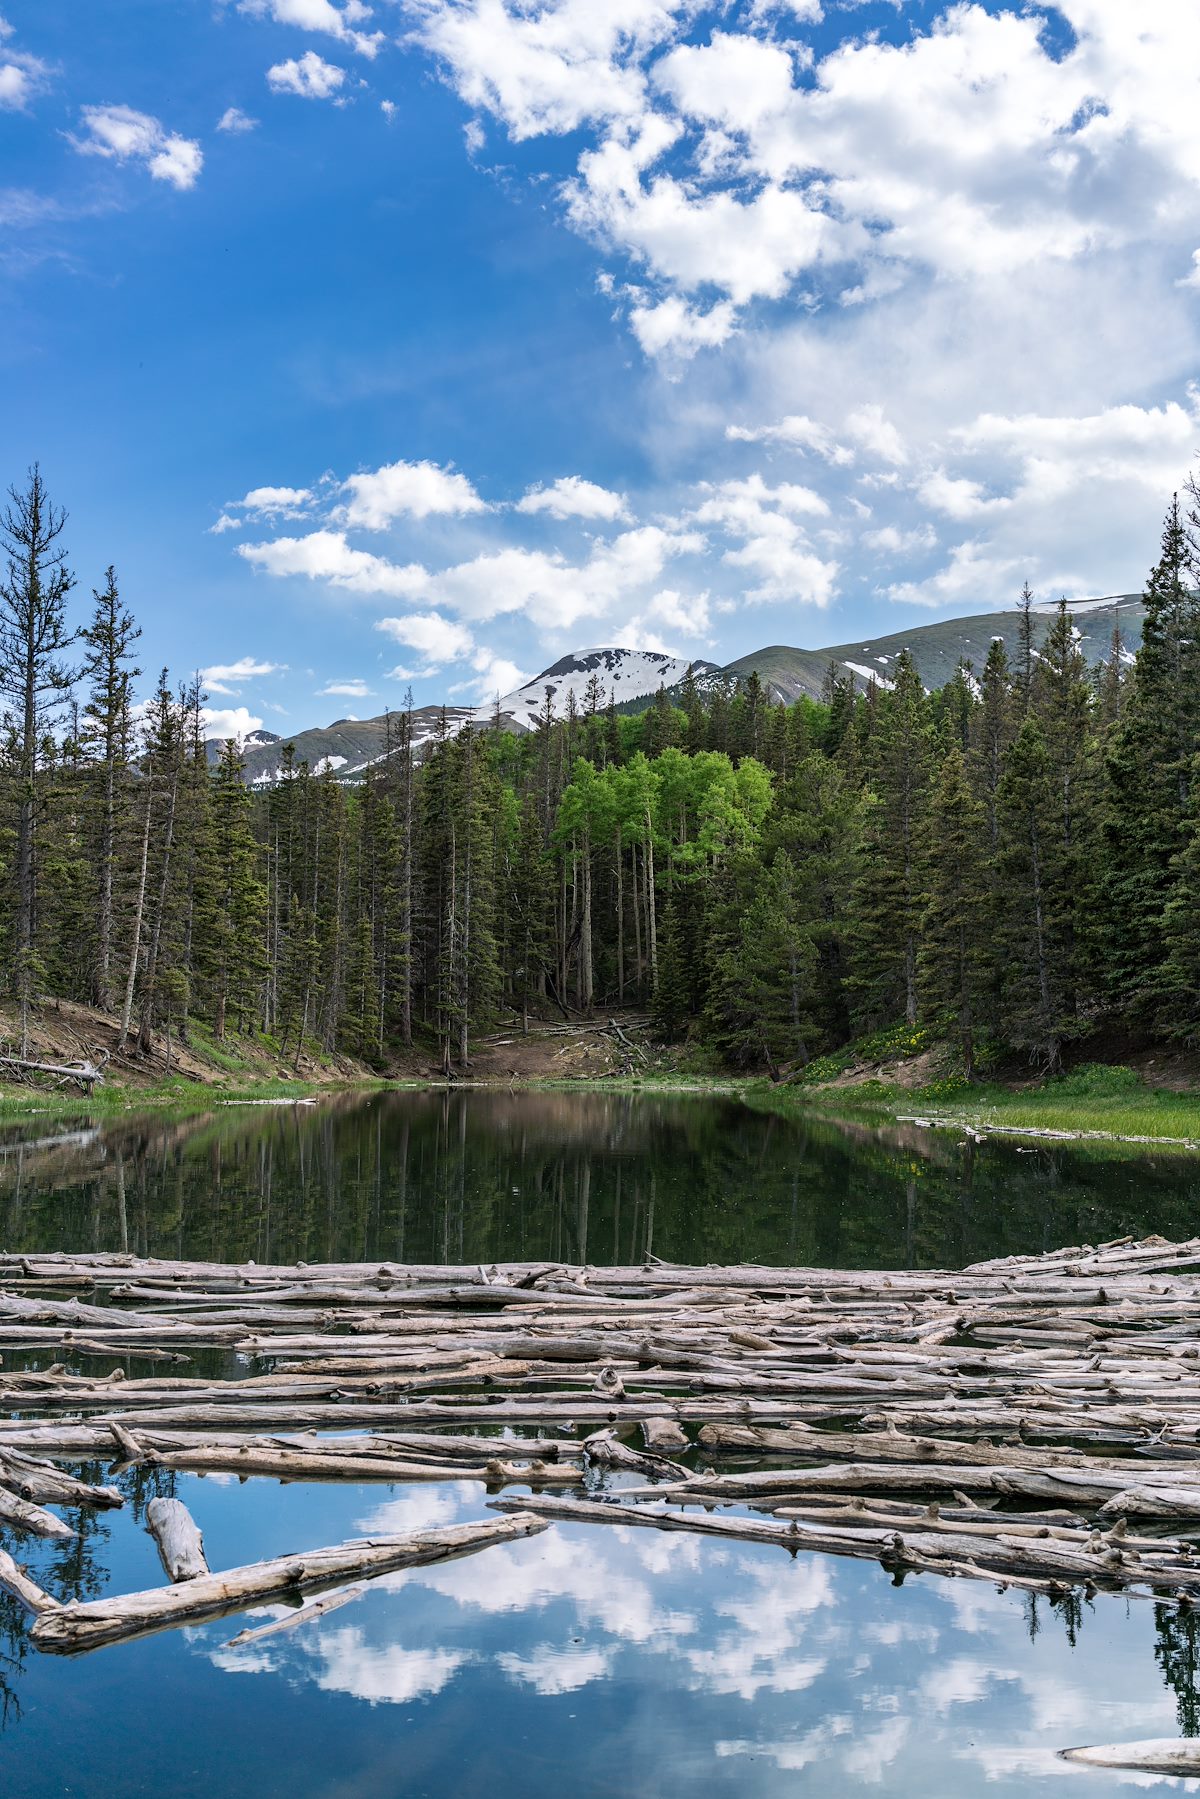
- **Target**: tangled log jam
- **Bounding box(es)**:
[7,1236,1200,1648]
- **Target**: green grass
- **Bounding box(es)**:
[183,1018,257,1074]
[755,1061,1200,1146]
[0,1075,382,1124]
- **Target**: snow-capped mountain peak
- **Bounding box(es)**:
[481,647,718,731]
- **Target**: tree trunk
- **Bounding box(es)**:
[118,772,154,1051]
[645,808,658,986]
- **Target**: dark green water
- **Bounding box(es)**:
[3,1086,1200,1268]
[3,1090,1200,1796]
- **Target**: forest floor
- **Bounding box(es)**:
[0,1003,722,1118]
[0,996,373,1115]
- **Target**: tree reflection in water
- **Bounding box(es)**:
[1,1090,1199,1270]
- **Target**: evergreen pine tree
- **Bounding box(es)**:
[920,745,988,1076]
[79,567,140,1009]
[706,851,817,1072]
[1101,498,1200,1029]
[0,467,76,1050]
[846,650,933,1031]
[995,715,1082,1070]
[194,737,268,1038]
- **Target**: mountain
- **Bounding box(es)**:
[207,648,722,783]
[716,594,1144,704]
[491,647,722,730]
[206,598,1146,783]
[208,705,478,787]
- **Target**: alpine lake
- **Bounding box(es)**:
[2,1086,1200,1798]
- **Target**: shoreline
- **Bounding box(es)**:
[5,1064,1200,1152]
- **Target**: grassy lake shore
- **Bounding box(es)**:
[4,1054,1200,1151]
[754,1064,1200,1149]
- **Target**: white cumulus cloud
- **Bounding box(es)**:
[201,656,285,694]
[0,19,48,111]
[217,106,259,133]
[242,0,383,57]
[239,528,427,598]
[516,476,630,521]
[267,50,347,98]
[317,677,373,697]
[202,705,266,740]
[375,610,475,665]
[339,458,488,528]
[72,104,203,190]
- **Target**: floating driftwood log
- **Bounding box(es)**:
[146,1497,208,1582]
[9,1238,1200,1622]
[1061,1740,1200,1773]
[0,1515,546,1653]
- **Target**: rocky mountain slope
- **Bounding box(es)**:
[718,594,1143,704]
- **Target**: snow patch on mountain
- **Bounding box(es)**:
[842,660,894,691]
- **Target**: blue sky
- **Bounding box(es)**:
[2,1,1198,735]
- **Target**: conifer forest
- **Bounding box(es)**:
[6,463,1200,1082]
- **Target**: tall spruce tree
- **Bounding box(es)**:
[194,738,267,1038]
[847,650,933,1030]
[995,715,1081,1070]
[1101,498,1200,1029]
[79,568,141,1010]
[0,467,76,1050]
[706,850,817,1072]
[920,744,989,1076]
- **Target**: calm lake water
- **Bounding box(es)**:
[2,1089,1200,1796]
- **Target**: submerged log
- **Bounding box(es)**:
[642,1418,688,1451]
[582,1428,692,1482]
[146,1498,209,1582]
[223,1583,366,1649]
[31,1514,548,1654]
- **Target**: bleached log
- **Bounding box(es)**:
[1061,1740,1200,1773]
[0,1053,104,1091]
[31,1514,548,1654]
[0,1482,76,1539]
[642,1418,688,1451]
[0,1549,60,1615]
[146,1498,209,1582]
[582,1428,691,1482]
[0,1448,122,1508]
[625,1461,1200,1513]
[146,1443,581,1485]
[223,1584,366,1649]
